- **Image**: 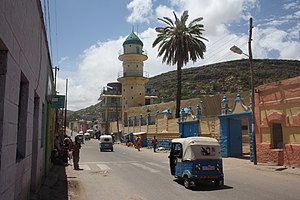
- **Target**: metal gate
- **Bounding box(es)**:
[219,112,253,161]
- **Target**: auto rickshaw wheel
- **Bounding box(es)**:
[183,176,191,189]
[214,179,224,187]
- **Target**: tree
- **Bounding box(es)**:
[152,10,207,118]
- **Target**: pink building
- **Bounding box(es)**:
[256,76,300,167]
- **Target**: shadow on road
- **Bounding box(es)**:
[30,165,69,200]
[173,179,233,191]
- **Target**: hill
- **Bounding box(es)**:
[68,59,300,120]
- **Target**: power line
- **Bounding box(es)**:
[46,0,53,64]
[54,0,58,65]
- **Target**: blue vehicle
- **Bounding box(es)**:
[169,137,224,189]
[99,135,113,152]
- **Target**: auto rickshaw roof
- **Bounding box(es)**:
[172,137,219,146]
[172,137,221,160]
[133,132,146,136]
[100,135,112,139]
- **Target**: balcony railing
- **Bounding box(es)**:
[118,48,147,56]
[118,71,149,78]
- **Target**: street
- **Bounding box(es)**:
[70,139,300,200]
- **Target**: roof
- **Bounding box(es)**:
[123,31,143,46]
[172,137,219,146]
[172,137,221,160]
[133,132,146,135]
[100,135,112,139]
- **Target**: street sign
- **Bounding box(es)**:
[51,95,65,108]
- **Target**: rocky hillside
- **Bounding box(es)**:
[68,59,300,120]
[149,59,300,102]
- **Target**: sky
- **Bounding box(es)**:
[43,0,300,111]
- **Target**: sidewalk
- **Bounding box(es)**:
[222,157,300,176]
[30,163,82,200]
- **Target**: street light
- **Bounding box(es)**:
[230,45,248,57]
[230,17,257,165]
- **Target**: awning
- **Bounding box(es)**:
[133,132,146,136]
[123,132,133,137]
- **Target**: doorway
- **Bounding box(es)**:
[219,112,253,161]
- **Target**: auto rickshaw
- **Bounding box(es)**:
[169,137,224,188]
[99,135,113,152]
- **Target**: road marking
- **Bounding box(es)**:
[80,161,137,165]
[146,162,166,169]
[80,165,91,170]
[131,163,160,173]
[96,164,111,171]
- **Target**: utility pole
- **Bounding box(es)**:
[248,17,257,165]
[53,66,59,93]
[64,78,68,135]
[116,102,119,134]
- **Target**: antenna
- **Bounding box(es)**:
[137,24,139,35]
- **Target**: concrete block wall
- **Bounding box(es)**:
[0,1,51,199]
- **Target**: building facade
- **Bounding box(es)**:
[0,1,54,199]
[117,31,149,122]
[256,76,300,167]
[98,82,122,134]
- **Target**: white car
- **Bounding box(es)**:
[84,132,91,140]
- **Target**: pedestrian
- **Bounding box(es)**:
[152,136,158,152]
[72,137,82,170]
[136,135,141,151]
[54,135,61,151]
[62,135,71,164]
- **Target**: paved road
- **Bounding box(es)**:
[68,139,300,200]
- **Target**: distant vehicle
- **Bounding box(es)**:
[76,131,84,144]
[87,129,94,138]
[169,137,224,189]
[99,135,113,152]
[84,132,91,140]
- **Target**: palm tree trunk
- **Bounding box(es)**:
[175,63,182,118]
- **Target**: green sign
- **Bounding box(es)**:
[51,95,65,108]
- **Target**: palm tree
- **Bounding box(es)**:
[153,10,207,118]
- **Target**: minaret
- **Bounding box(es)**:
[118,31,149,120]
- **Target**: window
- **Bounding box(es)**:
[272,123,283,149]
[16,73,29,161]
[172,143,182,158]
[0,45,8,168]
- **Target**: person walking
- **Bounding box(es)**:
[152,136,158,152]
[72,137,82,170]
[136,136,141,151]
